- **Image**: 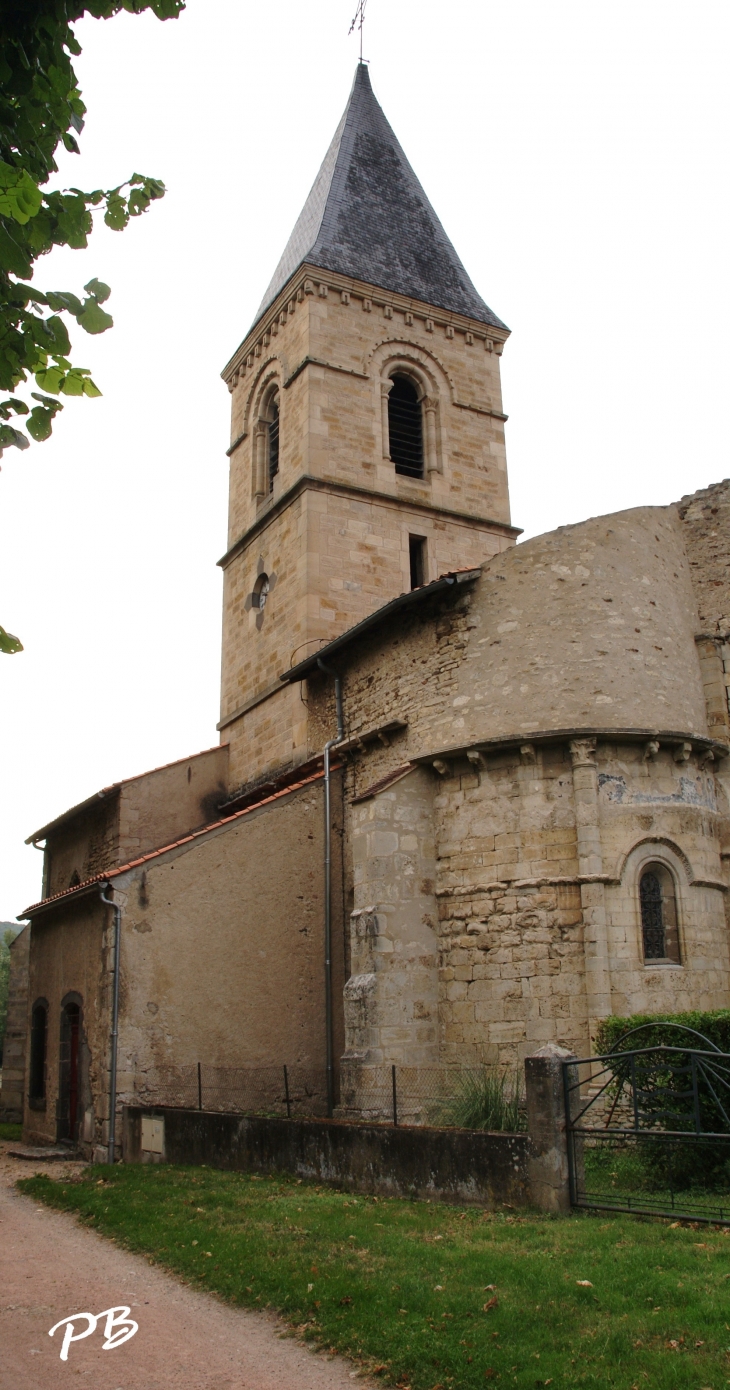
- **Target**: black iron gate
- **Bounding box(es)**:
[563,1024,730,1223]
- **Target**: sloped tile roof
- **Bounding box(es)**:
[254,64,506,332]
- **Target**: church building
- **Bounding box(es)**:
[14,66,730,1157]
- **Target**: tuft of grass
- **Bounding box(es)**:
[0,1121,22,1141]
[432,1067,526,1132]
[20,1162,730,1389]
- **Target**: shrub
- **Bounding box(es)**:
[595,1009,730,1057]
[433,1068,526,1132]
[594,1011,730,1192]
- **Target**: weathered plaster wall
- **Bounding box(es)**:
[116,746,229,864]
[23,897,109,1150]
[24,777,345,1156]
[42,747,229,900]
[113,778,344,1129]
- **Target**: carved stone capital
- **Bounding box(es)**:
[569,738,597,768]
[673,741,693,764]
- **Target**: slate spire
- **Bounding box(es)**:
[254,64,505,330]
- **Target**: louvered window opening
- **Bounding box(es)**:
[640,871,665,959]
[389,375,424,478]
[268,399,280,492]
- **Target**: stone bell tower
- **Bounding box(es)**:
[218,63,519,796]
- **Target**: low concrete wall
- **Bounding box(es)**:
[123,1106,530,1208]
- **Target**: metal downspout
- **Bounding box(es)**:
[317,657,344,1118]
[99,884,122,1163]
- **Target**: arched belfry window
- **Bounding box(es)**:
[253,384,281,499]
[640,863,681,963]
[388,374,424,478]
[268,392,279,492]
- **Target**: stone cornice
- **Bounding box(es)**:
[220,262,511,386]
[217,474,520,570]
[413,727,730,766]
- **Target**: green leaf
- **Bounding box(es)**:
[31,392,63,410]
[45,291,84,317]
[0,398,29,419]
[44,315,72,356]
[34,366,65,394]
[0,162,42,225]
[59,368,100,398]
[0,424,30,451]
[58,372,84,397]
[0,224,33,278]
[0,626,23,655]
[84,278,111,304]
[129,188,151,216]
[77,299,113,334]
[104,191,129,232]
[26,399,63,441]
[27,407,53,441]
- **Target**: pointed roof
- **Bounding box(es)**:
[254,64,506,331]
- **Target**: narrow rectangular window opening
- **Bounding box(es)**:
[409,535,427,590]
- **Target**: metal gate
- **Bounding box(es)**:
[563,1024,730,1223]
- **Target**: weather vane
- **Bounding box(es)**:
[349,0,368,62]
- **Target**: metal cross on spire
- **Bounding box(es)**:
[348,0,368,62]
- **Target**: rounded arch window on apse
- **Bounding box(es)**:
[639,861,681,963]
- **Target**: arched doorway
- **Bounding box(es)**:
[58,996,82,1142]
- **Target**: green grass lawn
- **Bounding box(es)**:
[0,1121,21,1141]
[20,1163,730,1389]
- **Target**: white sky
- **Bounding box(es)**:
[1,0,728,920]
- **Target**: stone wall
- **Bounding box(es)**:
[338,736,730,1075]
[0,925,29,1123]
[346,767,439,1068]
[46,797,121,898]
[218,261,518,793]
[676,478,730,635]
[123,1104,530,1208]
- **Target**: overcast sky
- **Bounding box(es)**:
[1,0,728,920]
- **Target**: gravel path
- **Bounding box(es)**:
[0,1140,371,1390]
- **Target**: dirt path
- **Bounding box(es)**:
[0,1141,371,1390]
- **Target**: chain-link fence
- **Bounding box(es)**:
[133,1064,329,1118]
[133,1062,526,1131]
